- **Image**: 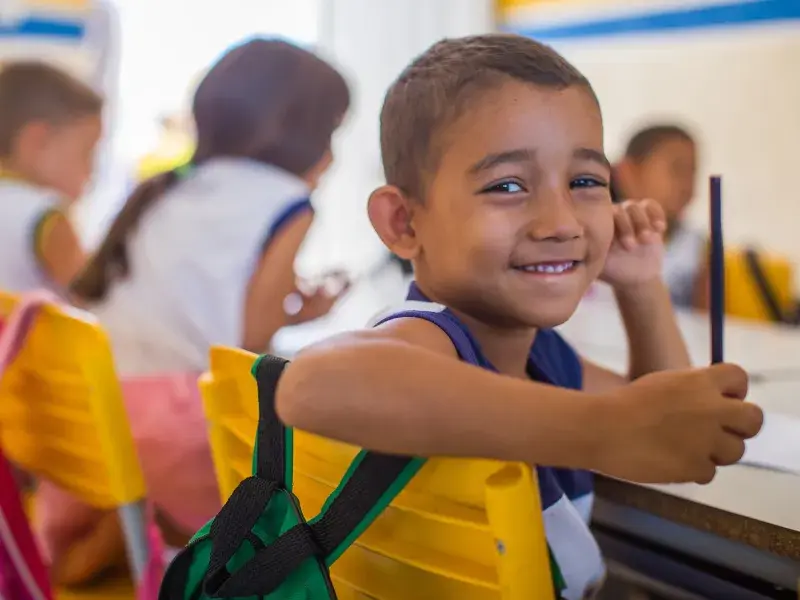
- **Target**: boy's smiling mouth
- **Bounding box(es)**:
[511,260,582,275]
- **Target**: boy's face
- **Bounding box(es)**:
[627,137,696,221]
[24,114,102,203]
[398,80,614,329]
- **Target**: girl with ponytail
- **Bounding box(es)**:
[38,37,351,586]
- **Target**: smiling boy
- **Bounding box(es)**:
[276,35,763,598]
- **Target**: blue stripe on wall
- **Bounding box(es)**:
[0,18,84,39]
[505,0,800,41]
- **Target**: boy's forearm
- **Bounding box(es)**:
[277,335,607,469]
[614,279,692,379]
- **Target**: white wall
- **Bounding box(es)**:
[299,0,496,276]
[557,24,800,266]
[501,0,800,273]
[307,0,800,281]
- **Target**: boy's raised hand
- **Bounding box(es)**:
[590,363,763,484]
[600,199,667,289]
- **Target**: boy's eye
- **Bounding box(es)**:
[571,177,608,189]
[484,181,525,194]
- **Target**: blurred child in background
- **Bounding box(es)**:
[0,62,101,295]
[37,37,351,585]
[611,124,706,309]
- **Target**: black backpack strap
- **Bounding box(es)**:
[743,248,787,324]
[212,452,424,597]
[202,355,290,594]
[207,354,426,598]
[252,354,291,485]
[159,544,206,600]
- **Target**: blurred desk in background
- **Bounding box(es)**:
[560,292,800,380]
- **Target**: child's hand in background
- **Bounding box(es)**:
[285,270,351,325]
[600,199,667,290]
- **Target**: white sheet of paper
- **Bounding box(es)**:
[741,411,800,474]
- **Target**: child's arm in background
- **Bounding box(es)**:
[582,199,692,394]
[49,511,126,586]
[582,279,692,393]
[616,279,691,376]
[278,318,760,484]
[35,209,87,290]
[34,482,126,586]
[242,209,314,352]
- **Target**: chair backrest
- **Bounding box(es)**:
[0,291,149,580]
[200,345,555,600]
[725,247,795,323]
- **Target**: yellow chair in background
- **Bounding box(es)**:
[200,346,555,600]
[0,291,148,600]
[724,247,796,323]
[135,115,195,182]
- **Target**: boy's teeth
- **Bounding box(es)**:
[520,262,574,273]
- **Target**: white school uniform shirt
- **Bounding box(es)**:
[0,180,62,293]
[663,223,706,309]
[91,158,311,376]
[0,0,123,245]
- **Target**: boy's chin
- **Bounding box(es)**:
[520,299,583,330]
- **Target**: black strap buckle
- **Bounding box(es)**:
[204,476,277,595]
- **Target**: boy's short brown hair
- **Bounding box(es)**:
[0,61,103,156]
[380,34,595,201]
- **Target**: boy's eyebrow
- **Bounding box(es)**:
[468,147,610,175]
[468,148,535,175]
[574,147,611,170]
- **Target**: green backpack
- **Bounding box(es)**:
[158,354,426,599]
[159,353,567,599]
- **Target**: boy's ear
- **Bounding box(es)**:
[367,185,420,260]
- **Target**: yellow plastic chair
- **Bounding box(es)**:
[200,346,555,599]
[0,291,148,598]
[724,247,795,323]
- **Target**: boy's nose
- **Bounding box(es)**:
[526,192,584,242]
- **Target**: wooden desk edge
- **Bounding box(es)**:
[595,476,800,561]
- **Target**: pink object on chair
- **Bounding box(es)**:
[121,374,221,535]
[122,375,221,598]
[34,373,221,597]
[0,446,52,600]
[0,293,57,600]
[2,292,221,597]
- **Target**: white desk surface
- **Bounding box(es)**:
[272,273,800,533]
[561,285,800,377]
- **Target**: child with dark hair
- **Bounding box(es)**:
[276,35,761,598]
[611,124,704,308]
[0,61,102,295]
[73,37,351,369]
[36,38,352,586]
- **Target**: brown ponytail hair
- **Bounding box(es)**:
[70,170,179,301]
[71,38,349,302]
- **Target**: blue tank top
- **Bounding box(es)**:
[371,282,606,599]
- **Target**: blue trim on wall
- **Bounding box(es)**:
[0,18,84,39]
[505,0,800,41]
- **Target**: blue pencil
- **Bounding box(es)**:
[709,175,724,364]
